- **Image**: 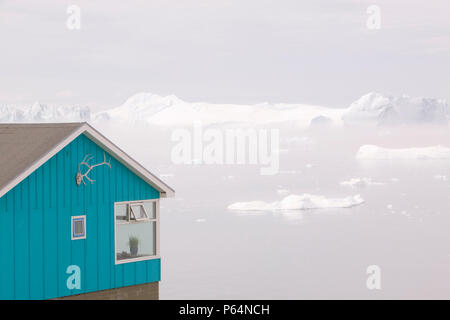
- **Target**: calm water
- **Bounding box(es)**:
[100,124,450,299]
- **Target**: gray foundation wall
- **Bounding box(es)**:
[56,282,159,300]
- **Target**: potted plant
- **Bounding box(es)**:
[128,236,139,257]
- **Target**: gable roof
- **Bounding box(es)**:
[0,123,174,199]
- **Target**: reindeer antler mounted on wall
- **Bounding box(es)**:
[76,152,111,186]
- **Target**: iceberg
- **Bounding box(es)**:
[95,92,345,127]
[342,92,448,126]
[1,91,447,128]
[0,102,90,123]
[98,93,183,124]
[227,194,364,211]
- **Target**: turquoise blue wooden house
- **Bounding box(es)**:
[0,123,174,300]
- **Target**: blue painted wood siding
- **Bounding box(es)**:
[0,134,161,300]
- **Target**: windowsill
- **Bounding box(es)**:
[115,255,160,265]
[116,219,155,225]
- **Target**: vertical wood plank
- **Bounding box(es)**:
[0,192,14,299]
[57,149,71,298]
[43,160,58,299]
[29,171,44,299]
[14,182,30,299]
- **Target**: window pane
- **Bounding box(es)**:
[74,220,84,235]
[116,203,128,222]
[143,201,156,219]
[131,204,148,220]
[116,221,156,261]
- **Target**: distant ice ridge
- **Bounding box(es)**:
[342,92,449,126]
[0,102,90,122]
[340,177,384,188]
[98,93,184,124]
[101,92,448,127]
[356,145,450,160]
[95,92,344,127]
[0,91,448,127]
[227,194,364,211]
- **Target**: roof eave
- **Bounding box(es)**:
[82,123,175,197]
[0,122,175,199]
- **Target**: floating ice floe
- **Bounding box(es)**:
[400,211,411,217]
[356,145,450,160]
[227,194,364,211]
[433,175,448,181]
[222,175,235,180]
[340,177,384,188]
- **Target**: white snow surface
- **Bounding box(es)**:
[356,145,450,160]
[342,92,448,126]
[227,194,364,211]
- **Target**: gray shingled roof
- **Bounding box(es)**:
[0,123,84,195]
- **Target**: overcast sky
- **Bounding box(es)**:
[0,0,449,109]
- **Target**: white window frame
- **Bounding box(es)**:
[71,215,87,240]
[114,199,160,265]
[129,203,150,222]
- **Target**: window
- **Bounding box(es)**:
[71,215,86,240]
[114,200,159,264]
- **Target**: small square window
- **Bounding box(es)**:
[72,215,86,240]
